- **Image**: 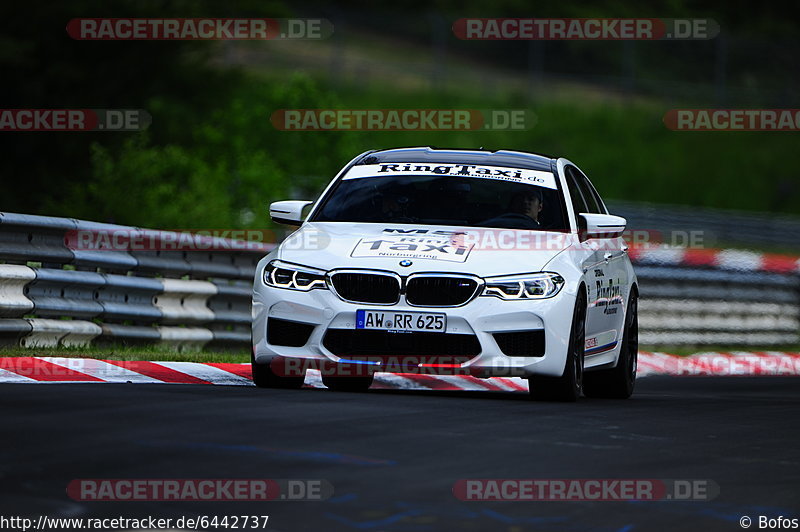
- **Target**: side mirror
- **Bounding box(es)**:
[579,213,626,239]
[269,200,313,226]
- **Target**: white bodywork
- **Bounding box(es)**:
[252,150,637,379]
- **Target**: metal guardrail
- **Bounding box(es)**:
[0,212,272,350]
[0,211,797,349]
[636,264,800,345]
[606,200,800,250]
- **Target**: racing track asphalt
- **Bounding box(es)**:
[1,377,798,532]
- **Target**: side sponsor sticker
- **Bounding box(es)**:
[585,330,618,355]
[343,163,557,190]
[593,278,624,314]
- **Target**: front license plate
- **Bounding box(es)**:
[356,310,446,333]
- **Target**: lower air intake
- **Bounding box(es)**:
[267,318,315,347]
[493,330,546,357]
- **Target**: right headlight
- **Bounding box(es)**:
[482,272,564,300]
[263,260,328,291]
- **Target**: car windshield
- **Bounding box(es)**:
[312,173,568,231]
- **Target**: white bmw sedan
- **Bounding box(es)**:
[252,147,638,401]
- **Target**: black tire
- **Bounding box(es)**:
[530,291,586,402]
[251,353,305,389]
[583,290,638,399]
[321,373,374,392]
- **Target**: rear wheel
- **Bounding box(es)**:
[251,353,305,389]
[583,290,638,399]
[530,291,585,402]
[321,374,374,392]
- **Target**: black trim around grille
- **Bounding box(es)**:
[406,276,479,306]
[323,329,481,363]
[329,272,400,304]
[493,330,546,357]
[267,318,315,347]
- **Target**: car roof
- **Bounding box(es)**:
[353,147,557,173]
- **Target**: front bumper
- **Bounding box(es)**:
[252,277,577,378]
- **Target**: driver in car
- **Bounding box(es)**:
[374,182,413,222]
[481,188,544,229]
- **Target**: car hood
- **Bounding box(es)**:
[276,222,575,276]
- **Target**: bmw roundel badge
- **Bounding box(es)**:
[399,260,413,267]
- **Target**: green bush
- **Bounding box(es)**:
[66,72,800,231]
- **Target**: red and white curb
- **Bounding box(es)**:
[637,351,800,376]
[628,246,800,274]
[0,352,797,390]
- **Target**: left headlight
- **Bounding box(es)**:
[263,260,328,291]
[482,272,564,300]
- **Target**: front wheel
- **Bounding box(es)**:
[530,291,585,402]
[251,353,305,389]
[583,290,638,399]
